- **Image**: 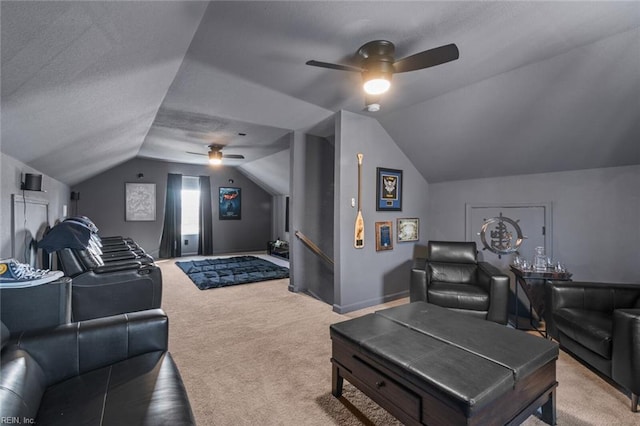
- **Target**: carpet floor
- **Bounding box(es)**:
[158,254,637,425]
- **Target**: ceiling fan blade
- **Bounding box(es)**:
[393,43,459,73]
[306,60,362,73]
[222,154,245,159]
[186,151,207,156]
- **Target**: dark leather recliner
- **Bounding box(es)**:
[0,309,195,425]
[545,280,640,412]
[57,247,162,321]
[410,241,510,324]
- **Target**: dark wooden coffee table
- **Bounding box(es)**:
[331,302,558,425]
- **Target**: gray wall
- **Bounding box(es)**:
[428,165,640,283]
[1,153,70,262]
[71,157,272,258]
[333,111,430,313]
[299,134,334,304]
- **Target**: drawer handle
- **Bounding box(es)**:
[376,381,385,389]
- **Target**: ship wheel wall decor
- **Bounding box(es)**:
[478,212,525,259]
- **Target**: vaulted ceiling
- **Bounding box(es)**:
[2,1,639,191]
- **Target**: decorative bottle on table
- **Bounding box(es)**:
[533,246,547,272]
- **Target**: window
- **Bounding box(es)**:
[181,176,200,235]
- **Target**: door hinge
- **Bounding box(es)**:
[542,226,546,236]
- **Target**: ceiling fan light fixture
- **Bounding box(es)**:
[208,150,222,165]
[362,66,392,95]
[363,77,391,95]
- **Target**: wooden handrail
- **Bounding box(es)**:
[294,230,334,267]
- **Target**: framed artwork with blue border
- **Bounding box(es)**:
[219,187,241,220]
[376,167,402,211]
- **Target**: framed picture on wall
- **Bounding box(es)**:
[219,187,241,220]
[125,183,156,221]
[375,221,393,251]
[397,218,419,242]
[376,167,402,211]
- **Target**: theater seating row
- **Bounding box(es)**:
[1,218,194,424]
[39,216,162,321]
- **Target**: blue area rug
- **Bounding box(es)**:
[175,256,290,290]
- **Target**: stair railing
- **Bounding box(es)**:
[294,230,334,268]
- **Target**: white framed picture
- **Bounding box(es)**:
[397,218,419,242]
[125,183,156,221]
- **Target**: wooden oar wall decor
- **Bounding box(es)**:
[354,153,364,249]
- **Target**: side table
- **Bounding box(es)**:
[0,276,72,334]
[510,266,572,337]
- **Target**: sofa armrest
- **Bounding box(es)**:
[477,262,510,324]
[410,258,428,302]
[612,308,640,396]
[14,309,168,387]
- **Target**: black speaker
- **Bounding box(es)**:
[22,173,43,191]
[70,191,80,201]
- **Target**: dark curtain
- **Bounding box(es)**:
[159,173,182,258]
[198,175,214,255]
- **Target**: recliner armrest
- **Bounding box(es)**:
[612,308,640,396]
[477,262,510,324]
[93,261,143,274]
[410,258,428,302]
[13,309,168,387]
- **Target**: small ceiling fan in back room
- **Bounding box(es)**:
[306,40,459,111]
[187,145,245,166]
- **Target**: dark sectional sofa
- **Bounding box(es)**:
[545,280,640,412]
[0,309,195,425]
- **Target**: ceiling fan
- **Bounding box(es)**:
[306,40,459,109]
[187,145,245,165]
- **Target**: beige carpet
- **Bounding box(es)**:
[158,256,638,425]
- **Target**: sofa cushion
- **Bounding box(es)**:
[553,308,612,359]
[36,351,194,426]
[428,282,489,311]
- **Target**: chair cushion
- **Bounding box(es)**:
[428,282,490,311]
[36,351,194,426]
[427,241,477,264]
[553,308,612,359]
[429,263,478,284]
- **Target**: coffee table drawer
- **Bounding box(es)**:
[351,356,421,420]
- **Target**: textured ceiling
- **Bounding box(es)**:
[1,1,639,189]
